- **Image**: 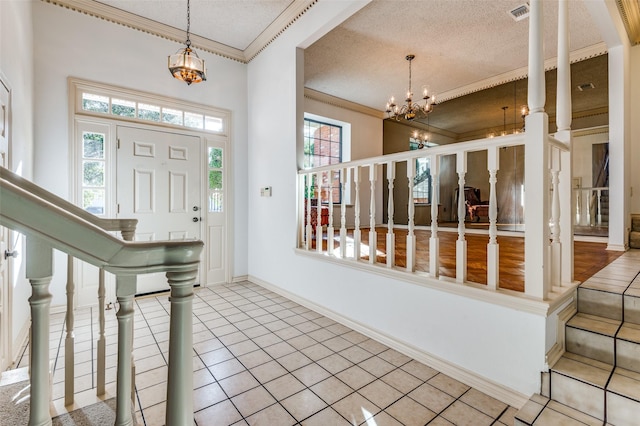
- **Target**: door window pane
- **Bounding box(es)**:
[209,170,222,190]
[83,161,104,186]
[82,93,109,113]
[209,147,223,168]
[83,132,105,158]
[209,191,223,212]
[83,188,105,215]
[111,98,136,117]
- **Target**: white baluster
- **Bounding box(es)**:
[165,269,197,426]
[487,148,500,289]
[340,168,348,259]
[65,254,75,406]
[386,162,395,268]
[369,164,377,264]
[316,171,323,252]
[406,159,416,272]
[597,189,602,225]
[115,275,136,426]
[327,171,335,255]
[305,173,313,250]
[429,155,440,277]
[26,236,53,426]
[97,268,106,396]
[353,166,362,261]
[456,152,467,283]
[551,155,561,287]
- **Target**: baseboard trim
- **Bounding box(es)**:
[232,275,249,283]
[248,274,530,409]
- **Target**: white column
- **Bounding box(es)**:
[524,0,550,299]
[165,269,197,426]
[115,275,136,426]
[97,268,106,396]
[327,171,335,255]
[65,254,75,406]
[555,0,574,285]
[487,147,500,290]
[339,168,348,258]
[305,174,312,250]
[386,162,395,268]
[26,236,53,426]
[456,152,467,283]
[429,155,440,277]
[368,164,377,264]
[406,159,416,272]
[550,149,562,287]
[353,166,362,261]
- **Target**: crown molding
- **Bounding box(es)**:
[572,125,609,138]
[616,0,640,45]
[43,0,319,64]
[244,0,318,62]
[437,43,608,103]
[304,88,385,119]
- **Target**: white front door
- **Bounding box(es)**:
[0,78,12,371]
[116,126,202,295]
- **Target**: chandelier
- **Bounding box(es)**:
[168,0,206,85]
[385,54,435,121]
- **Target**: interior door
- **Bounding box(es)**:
[116,126,202,295]
[0,79,12,371]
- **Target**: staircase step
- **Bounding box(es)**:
[550,353,613,420]
[606,367,640,426]
[578,286,623,320]
[565,313,620,364]
[631,216,640,231]
[624,287,640,325]
[630,231,640,249]
[515,394,603,426]
[616,322,640,373]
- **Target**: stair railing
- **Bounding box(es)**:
[0,166,203,426]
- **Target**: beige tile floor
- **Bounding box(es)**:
[15,281,517,425]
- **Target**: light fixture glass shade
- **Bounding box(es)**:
[168,47,206,85]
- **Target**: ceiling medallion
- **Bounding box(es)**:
[168,0,206,85]
[385,54,435,121]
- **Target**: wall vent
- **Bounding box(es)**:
[576,82,596,92]
[508,3,530,21]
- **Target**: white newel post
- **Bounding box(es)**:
[353,166,362,261]
[305,174,312,250]
[165,269,197,426]
[556,0,574,285]
[524,0,551,299]
[429,155,440,277]
[456,152,467,283]
[487,147,500,289]
[327,171,335,255]
[26,236,53,426]
[550,149,562,287]
[340,168,348,258]
[115,274,136,426]
[315,172,323,251]
[369,164,377,264]
[386,162,395,268]
[97,268,106,396]
[406,159,416,272]
[65,254,75,406]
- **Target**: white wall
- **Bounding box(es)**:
[247,0,548,400]
[31,1,249,305]
[630,44,640,215]
[1,0,36,361]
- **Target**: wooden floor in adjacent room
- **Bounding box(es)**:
[312,227,623,293]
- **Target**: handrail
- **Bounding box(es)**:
[0,173,203,273]
[0,167,137,240]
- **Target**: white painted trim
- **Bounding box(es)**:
[607,243,629,251]
[304,88,384,119]
[232,275,249,283]
[545,300,576,369]
[294,248,578,317]
[249,274,530,409]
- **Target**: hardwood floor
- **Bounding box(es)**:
[312,228,623,293]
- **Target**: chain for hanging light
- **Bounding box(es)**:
[168,0,206,85]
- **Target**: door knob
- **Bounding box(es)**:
[193,206,199,211]
[193,217,200,222]
[4,250,18,260]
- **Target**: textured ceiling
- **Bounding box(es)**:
[87,0,609,137]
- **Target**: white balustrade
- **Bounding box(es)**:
[65,254,75,406]
[456,152,467,283]
[339,168,348,258]
[327,171,335,255]
[406,159,416,272]
[353,166,362,261]
[487,147,499,289]
[429,155,439,277]
[386,162,395,268]
[368,164,377,264]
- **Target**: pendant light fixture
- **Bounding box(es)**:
[385,54,435,121]
[168,0,206,85]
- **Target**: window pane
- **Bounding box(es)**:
[209,170,222,190]
[83,132,105,159]
[111,98,136,117]
[138,103,161,121]
[162,107,183,125]
[208,147,223,168]
[205,116,223,132]
[209,191,223,212]
[83,161,104,186]
[303,118,343,202]
[83,189,105,215]
[82,93,109,113]
[185,112,204,129]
